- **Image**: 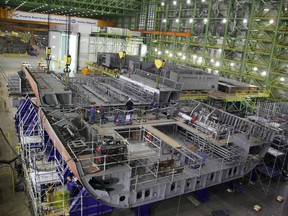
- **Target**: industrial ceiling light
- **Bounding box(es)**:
[163,19,167,23]
[187,0,191,4]
[276,195,284,202]
[176,18,179,23]
[155,59,166,89]
[243,19,248,24]
[204,18,208,24]
[154,48,158,52]
[189,18,193,23]
[15,1,26,10]
[264,8,269,12]
[215,61,220,67]
[158,51,162,55]
[269,19,274,24]
[161,2,165,6]
[222,18,227,24]
[261,71,267,76]
[165,50,169,54]
[169,53,173,57]
[253,67,258,71]
[230,62,235,67]
[173,1,177,6]
[201,0,205,2]
[118,51,126,59]
[182,56,186,60]
[210,59,214,63]
[280,77,285,81]
[178,52,182,56]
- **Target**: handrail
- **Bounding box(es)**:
[0,64,18,92]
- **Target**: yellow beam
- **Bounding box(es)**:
[133,30,191,37]
[0,18,49,26]
[0,24,48,32]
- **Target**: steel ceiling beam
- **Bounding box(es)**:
[0,0,145,17]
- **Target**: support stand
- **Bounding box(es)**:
[134,203,153,216]
[194,188,209,203]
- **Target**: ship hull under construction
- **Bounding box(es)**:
[17,67,277,209]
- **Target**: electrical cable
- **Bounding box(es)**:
[0,155,20,164]
[0,127,19,157]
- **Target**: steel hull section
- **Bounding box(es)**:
[22,66,111,204]
[41,115,266,208]
[22,66,40,101]
[40,110,113,206]
[82,159,260,208]
[21,68,274,208]
[40,110,80,180]
[25,109,266,209]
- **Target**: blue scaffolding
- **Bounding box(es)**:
[15,96,114,215]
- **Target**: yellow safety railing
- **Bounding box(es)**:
[217,89,270,102]
[179,91,209,100]
[3,53,29,57]
[16,143,22,155]
[85,61,116,77]
[235,90,270,99]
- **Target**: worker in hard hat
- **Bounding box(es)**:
[66,176,80,205]
[126,98,134,111]
[128,66,132,78]
[145,132,153,144]
[89,104,96,124]
[99,104,105,124]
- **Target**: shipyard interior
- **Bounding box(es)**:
[0,1,288,216]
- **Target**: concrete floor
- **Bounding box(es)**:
[0,55,287,216]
